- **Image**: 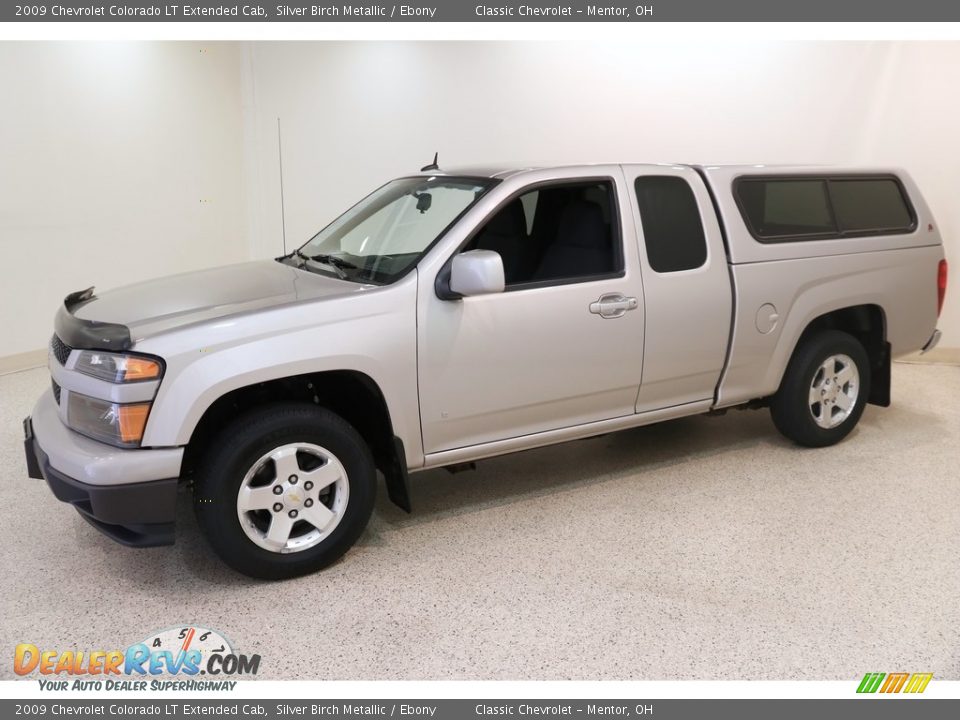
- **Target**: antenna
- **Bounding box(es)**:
[277,117,288,255]
[420,152,439,172]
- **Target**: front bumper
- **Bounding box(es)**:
[24,392,183,547]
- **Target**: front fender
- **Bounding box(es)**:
[135,278,422,466]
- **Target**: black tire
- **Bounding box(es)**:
[193,403,376,580]
[770,330,871,448]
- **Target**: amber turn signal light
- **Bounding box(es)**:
[122,357,162,381]
[118,404,152,444]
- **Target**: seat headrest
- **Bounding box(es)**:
[482,200,527,238]
[556,200,607,249]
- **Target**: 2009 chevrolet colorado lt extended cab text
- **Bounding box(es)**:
[24,163,947,578]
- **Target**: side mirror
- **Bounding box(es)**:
[448,250,505,297]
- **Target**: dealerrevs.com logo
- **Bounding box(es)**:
[14,626,260,691]
[857,672,933,694]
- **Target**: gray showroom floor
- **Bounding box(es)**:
[1,363,958,681]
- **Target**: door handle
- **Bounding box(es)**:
[589,293,639,319]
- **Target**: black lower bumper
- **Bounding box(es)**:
[24,417,178,547]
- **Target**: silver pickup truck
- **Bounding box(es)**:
[24,163,947,579]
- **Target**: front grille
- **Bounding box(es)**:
[50,335,72,365]
[52,379,61,405]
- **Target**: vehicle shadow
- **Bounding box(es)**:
[365,409,780,532]
[363,394,945,535]
[92,410,781,588]
[89,397,943,589]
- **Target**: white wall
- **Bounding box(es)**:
[0,42,246,358]
[243,41,960,347]
[851,43,960,348]
[2,41,958,361]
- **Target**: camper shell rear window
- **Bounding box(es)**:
[734,174,916,243]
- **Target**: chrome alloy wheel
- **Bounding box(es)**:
[808,353,860,429]
[236,443,349,554]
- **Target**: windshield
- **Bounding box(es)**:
[287,176,495,284]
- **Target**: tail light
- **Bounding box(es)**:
[937,259,948,317]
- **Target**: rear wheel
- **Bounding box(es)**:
[194,404,376,579]
[770,330,871,448]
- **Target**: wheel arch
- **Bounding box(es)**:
[181,370,412,511]
[784,303,890,407]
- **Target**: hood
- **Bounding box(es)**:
[70,260,373,343]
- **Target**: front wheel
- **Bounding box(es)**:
[194,404,376,579]
[770,330,871,448]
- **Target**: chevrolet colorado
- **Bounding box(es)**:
[24,163,947,578]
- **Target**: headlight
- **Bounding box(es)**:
[67,393,152,448]
[75,351,163,383]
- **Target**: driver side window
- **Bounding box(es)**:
[463,180,621,287]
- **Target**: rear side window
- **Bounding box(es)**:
[829,179,914,233]
[735,175,915,242]
[635,176,708,273]
[737,179,834,238]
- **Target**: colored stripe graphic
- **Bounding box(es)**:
[857,672,933,694]
[857,673,885,693]
[904,673,933,694]
[880,673,909,693]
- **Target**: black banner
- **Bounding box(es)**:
[6,0,960,22]
[2,699,959,720]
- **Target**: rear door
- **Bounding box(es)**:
[622,165,733,412]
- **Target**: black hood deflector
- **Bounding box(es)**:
[55,287,133,352]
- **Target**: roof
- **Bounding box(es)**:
[419,162,840,179]
[421,165,537,180]
[415,163,907,185]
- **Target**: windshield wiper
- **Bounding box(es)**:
[306,253,361,280]
[286,249,360,280]
[309,253,359,271]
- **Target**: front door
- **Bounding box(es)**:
[417,170,646,455]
